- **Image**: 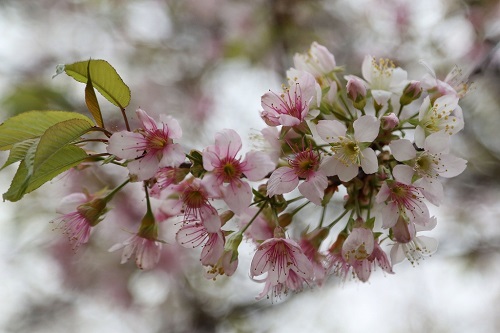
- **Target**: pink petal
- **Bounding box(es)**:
[136,108,157,132]
[107,131,145,159]
[242,150,276,181]
[221,180,252,214]
[375,182,390,203]
[159,143,185,168]
[214,129,242,160]
[298,172,328,205]
[200,231,225,266]
[159,115,183,139]
[267,167,299,196]
[127,154,160,181]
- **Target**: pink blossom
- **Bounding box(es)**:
[53,192,107,249]
[293,42,336,79]
[267,146,328,205]
[109,233,162,270]
[176,220,225,266]
[202,129,275,214]
[345,74,367,105]
[261,70,318,127]
[317,115,380,181]
[342,228,393,282]
[299,228,329,285]
[160,177,220,232]
[250,228,313,300]
[107,108,185,181]
[420,60,470,98]
[390,132,467,205]
[376,165,432,229]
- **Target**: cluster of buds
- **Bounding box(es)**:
[53,42,468,300]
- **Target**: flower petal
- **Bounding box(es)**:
[354,115,380,143]
[390,139,416,161]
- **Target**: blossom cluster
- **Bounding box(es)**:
[54,42,468,300]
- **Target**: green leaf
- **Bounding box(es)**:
[2,119,93,202]
[85,61,105,128]
[33,118,93,171]
[64,59,131,109]
[1,138,39,169]
[0,110,94,151]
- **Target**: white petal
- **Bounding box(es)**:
[371,90,392,106]
[316,120,346,143]
[393,164,414,184]
[360,148,378,174]
[390,243,406,265]
[354,115,380,143]
[424,131,449,154]
[337,163,359,182]
[390,139,416,161]
[438,154,467,178]
[107,131,145,159]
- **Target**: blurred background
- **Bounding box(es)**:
[1,0,500,332]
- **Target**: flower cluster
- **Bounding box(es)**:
[51,42,468,300]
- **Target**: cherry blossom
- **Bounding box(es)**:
[52,192,107,249]
[317,115,380,181]
[360,56,408,105]
[261,70,319,127]
[202,129,275,214]
[390,131,467,205]
[267,145,328,205]
[376,165,431,229]
[107,108,185,181]
[109,233,162,270]
[176,219,225,266]
[414,95,464,148]
[250,228,313,300]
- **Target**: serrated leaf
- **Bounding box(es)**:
[2,119,93,202]
[34,118,93,172]
[3,160,30,202]
[1,138,39,169]
[85,61,105,128]
[64,59,131,109]
[0,111,94,151]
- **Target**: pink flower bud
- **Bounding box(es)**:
[345,75,367,109]
[400,80,422,105]
[381,112,399,130]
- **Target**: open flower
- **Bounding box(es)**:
[261,70,319,127]
[376,165,432,230]
[267,145,328,205]
[390,131,467,205]
[53,192,107,250]
[361,56,408,105]
[203,129,275,214]
[176,219,225,266]
[317,115,380,182]
[250,228,313,300]
[414,95,463,148]
[107,108,185,181]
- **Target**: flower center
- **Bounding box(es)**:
[388,181,425,217]
[145,129,171,151]
[331,136,360,166]
[217,157,243,183]
[289,149,320,178]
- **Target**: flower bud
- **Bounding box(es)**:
[76,198,107,227]
[381,112,399,130]
[399,80,422,106]
[345,75,367,109]
[278,213,293,227]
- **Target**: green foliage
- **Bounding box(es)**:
[0,112,95,201]
[64,59,131,110]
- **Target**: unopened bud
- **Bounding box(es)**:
[381,113,399,130]
[345,75,367,109]
[400,80,422,106]
[278,213,293,227]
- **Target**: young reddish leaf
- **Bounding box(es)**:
[85,60,105,128]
